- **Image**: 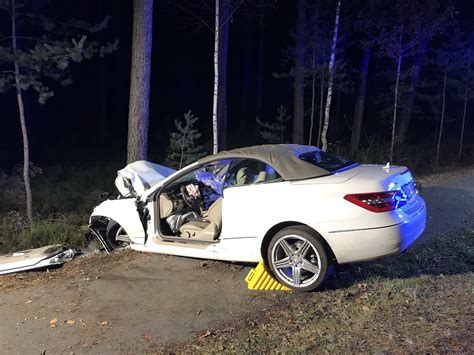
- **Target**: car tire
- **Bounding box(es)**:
[267,226,332,292]
[106,221,130,250]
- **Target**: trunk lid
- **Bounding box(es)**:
[348,164,418,203]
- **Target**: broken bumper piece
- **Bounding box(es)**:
[0,245,75,275]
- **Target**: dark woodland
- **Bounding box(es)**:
[0,0,472,248]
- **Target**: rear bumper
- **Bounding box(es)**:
[327,199,426,264]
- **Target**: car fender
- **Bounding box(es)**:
[90,198,145,244]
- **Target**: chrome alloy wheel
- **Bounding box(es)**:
[270,234,321,288]
[115,226,131,244]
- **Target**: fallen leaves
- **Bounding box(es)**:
[143,333,154,342]
[198,330,211,341]
[50,318,58,328]
[49,318,108,329]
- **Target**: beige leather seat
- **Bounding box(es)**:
[255,171,267,183]
[179,197,223,241]
[159,194,174,218]
[236,167,253,185]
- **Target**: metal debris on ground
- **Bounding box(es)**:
[0,245,75,275]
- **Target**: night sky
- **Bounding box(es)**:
[1,0,473,168]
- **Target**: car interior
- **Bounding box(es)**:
[155,159,281,242]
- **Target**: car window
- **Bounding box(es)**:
[224,159,281,188]
[299,150,358,173]
[173,159,232,194]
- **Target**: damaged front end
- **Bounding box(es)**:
[86,160,176,253]
[87,216,115,253]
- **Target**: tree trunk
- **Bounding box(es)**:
[127,0,153,163]
[350,47,370,154]
[241,30,252,122]
[317,65,325,147]
[256,1,264,120]
[98,56,108,145]
[212,0,220,154]
[332,89,342,140]
[320,0,340,152]
[396,40,427,145]
[435,67,448,168]
[308,45,316,145]
[11,0,33,225]
[217,0,230,151]
[390,53,402,162]
[459,57,471,160]
[389,24,403,162]
[97,0,108,145]
[292,0,306,144]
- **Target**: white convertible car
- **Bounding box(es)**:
[88,144,426,291]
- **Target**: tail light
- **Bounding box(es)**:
[344,191,406,212]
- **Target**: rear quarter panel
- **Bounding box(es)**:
[220,181,358,260]
[220,167,423,262]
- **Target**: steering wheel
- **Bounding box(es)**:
[181,184,202,209]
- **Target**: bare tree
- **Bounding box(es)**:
[350,46,370,154]
[212,0,221,154]
[171,0,245,153]
[256,0,265,120]
[396,40,427,145]
[435,58,448,169]
[316,63,325,146]
[459,41,472,160]
[368,1,449,161]
[433,28,467,168]
[307,8,326,147]
[127,0,153,163]
[320,0,341,152]
[292,0,306,144]
[350,0,375,154]
[10,0,31,223]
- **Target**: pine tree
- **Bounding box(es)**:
[256,105,292,144]
[166,110,207,169]
[0,0,117,224]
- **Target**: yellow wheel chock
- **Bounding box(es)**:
[245,260,291,291]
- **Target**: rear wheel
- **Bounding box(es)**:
[267,226,332,292]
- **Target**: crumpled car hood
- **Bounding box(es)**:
[115,160,176,197]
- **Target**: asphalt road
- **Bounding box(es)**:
[0,168,472,354]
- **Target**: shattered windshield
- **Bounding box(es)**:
[174,160,231,194]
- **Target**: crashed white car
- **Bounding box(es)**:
[89,144,426,291]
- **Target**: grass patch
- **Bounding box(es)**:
[153,228,474,353]
[0,162,120,254]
